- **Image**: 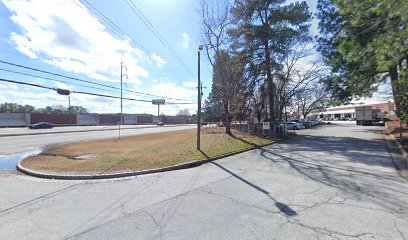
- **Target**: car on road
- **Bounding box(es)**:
[156,122,164,126]
[28,122,54,129]
[286,122,305,130]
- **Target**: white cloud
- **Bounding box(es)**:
[151,53,166,68]
[352,80,393,104]
[3,0,148,85]
[182,32,189,49]
[0,82,18,90]
[54,82,74,90]
[148,83,197,115]
[183,81,197,88]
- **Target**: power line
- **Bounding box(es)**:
[76,0,190,84]
[0,77,196,104]
[0,78,54,91]
[0,68,119,93]
[125,0,196,78]
[0,67,195,102]
[0,59,118,90]
[0,59,196,102]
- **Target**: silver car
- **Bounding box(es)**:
[286,122,305,130]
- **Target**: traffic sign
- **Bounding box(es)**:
[152,99,165,105]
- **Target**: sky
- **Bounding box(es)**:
[0,0,391,115]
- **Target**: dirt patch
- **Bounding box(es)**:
[21,129,274,174]
[385,119,408,151]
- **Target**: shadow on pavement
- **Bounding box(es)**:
[257,127,408,214]
[212,162,297,217]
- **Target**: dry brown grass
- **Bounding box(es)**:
[385,119,408,150]
[21,129,273,174]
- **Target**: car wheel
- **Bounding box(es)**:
[294,126,298,130]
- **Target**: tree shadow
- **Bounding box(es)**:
[211,162,297,216]
[198,149,210,159]
[256,127,408,213]
[229,133,260,148]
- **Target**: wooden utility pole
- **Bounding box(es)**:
[197,45,203,150]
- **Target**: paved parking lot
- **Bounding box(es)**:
[0,123,407,239]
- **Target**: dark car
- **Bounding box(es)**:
[156,122,164,126]
[28,122,54,129]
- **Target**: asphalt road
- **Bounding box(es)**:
[0,125,195,154]
[0,124,174,137]
[0,123,407,239]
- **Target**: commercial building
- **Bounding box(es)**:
[314,102,396,120]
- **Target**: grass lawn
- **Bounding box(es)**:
[21,129,274,174]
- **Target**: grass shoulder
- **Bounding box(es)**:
[21,129,275,175]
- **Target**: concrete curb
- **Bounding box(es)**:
[17,138,287,180]
[0,125,190,137]
[384,132,408,179]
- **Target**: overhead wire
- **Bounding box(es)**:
[76,0,191,83]
[0,59,196,102]
[125,0,196,78]
[0,78,196,104]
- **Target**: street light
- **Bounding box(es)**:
[197,45,204,150]
[56,88,71,113]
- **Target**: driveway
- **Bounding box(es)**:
[0,123,407,239]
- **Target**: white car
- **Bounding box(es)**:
[286,122,305,130]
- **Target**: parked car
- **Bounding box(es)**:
[217,122,224,127]
[156,122,164,126]
[301,121,312,128]
[286,122,305,130]
[28,122,54,129]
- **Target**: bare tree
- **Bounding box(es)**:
[198,0,234,134]
[295,83,328,119]
[275,43,324,121]
[177,109,191,117]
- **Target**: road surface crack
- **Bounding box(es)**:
[141,209,163,240]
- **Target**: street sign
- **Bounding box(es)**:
[263,122,270,130]
[152,99,165,105]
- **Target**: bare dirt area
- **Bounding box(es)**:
[21,129,274,174]
[385,119,408,151]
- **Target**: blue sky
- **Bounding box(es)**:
[2,0,391,115]
[0,0,209,114]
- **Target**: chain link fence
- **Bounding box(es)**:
[201,121,287,139]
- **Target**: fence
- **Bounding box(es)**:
[0,113,30,126]
[30,113,76,125]
[77,114,99,125]
[201,121,287,139]
[0,112,191,127]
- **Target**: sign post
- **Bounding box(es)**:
[152,99,165,123]
[263,121,270,136]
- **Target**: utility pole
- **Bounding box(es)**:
[119,62,128,140]
[68,95,71,114]
[197,45,204,150]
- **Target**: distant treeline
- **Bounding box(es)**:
[0,102,88,114]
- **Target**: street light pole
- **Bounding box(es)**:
[119,62,127,140]
[197,45,204,150]
[68,95,71,113]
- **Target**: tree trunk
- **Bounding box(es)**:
[264,40,275,122]
[224,100,231,134]
[389,65,400,112]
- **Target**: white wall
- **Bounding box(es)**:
[0,113,30,126]
[77,114,99,125]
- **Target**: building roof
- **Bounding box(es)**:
[325,102,395,112]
